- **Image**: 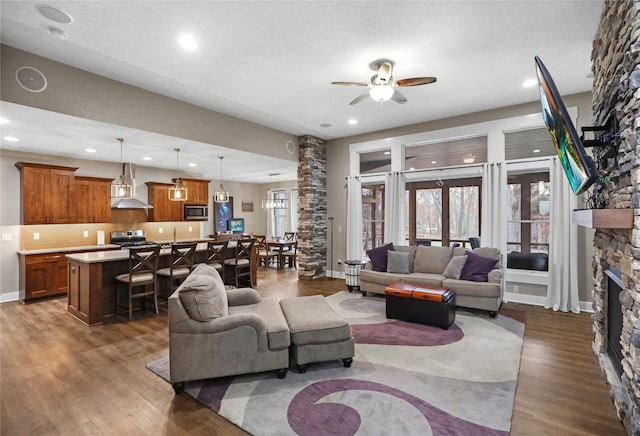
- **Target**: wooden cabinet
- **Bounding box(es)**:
[146,182,183,222]
[16,162,78,224]
[179,178,210,205]
[19,252,68,301]
[75,176,114,223]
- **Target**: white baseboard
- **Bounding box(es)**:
[327,270,345,280]
[503,292,594,313]
[0,292,19,303]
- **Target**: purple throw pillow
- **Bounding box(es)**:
[460,250,498,282]
[366,243,395,272]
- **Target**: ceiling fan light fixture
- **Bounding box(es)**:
[169,148,188,201]
[462,153,476,164]
[369,85,394,102]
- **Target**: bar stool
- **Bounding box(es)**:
[224,238,254,288]
[157,242,197,297]
[114,246,161,321]
[205,240,228,282]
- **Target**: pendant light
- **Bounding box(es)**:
[214,155,230,203]
[169,148,188,201]
[110,137,133,199]
[262,173,289,209]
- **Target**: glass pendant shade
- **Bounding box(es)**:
[261,198,289,209]
[110,138,133,199]
[214,156,230,203]
[369,85,394,102]
[169,148,188,201]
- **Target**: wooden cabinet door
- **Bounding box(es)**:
[76,177,113,223]
[54,259,68,295]
[24,262,51,299]
[21,165,50,225]
[181,179,210,204]
[49,168,76,224]
[147,182,181,222]
[75,178,92,223]
[92,179,112,223]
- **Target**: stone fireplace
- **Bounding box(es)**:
[590,1,640,433]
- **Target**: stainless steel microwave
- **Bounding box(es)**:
[184,204,208,220]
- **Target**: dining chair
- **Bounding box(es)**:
[224,238,255,288]
[114,246,161,321]
[284,232,296,241]
[254,234,278,267]
[281,241,298,270]
[205,240,228,282]
[156,242,197,297]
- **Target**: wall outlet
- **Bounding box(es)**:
[33,232,40,240]
[513,285,520,293]
[83,231,89,238]
[337,226,342,233]
[188,226,192,232]
[1,233,12,241]
[158,227,163,234]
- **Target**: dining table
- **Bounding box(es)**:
[266,239,296,269]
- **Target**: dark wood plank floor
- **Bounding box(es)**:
[1,267,625,435]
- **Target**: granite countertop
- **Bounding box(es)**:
[17,244,121,256]
[66,242,212,264]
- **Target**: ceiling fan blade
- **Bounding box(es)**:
[331,81,369,86]
[396,77,437,87]
[349,92,370,105]
[391,90,407,104]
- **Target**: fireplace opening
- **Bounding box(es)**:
[605,267,624,377]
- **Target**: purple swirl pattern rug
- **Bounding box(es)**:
[147,291,525,435]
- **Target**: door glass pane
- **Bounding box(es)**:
[507,183,521,247]
[449,186,479,243]
[362,185,384,250]
[415,188,442,242]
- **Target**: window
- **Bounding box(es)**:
[267,189,297,239]
[362,184,384,251]
[360,150,390,174]
[507,173,550,254]
[405,136,487,170]
[405,178,481,248]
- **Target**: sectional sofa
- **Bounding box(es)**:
[359,244,504,317]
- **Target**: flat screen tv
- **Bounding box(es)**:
[228,218,244,234]
[535,56,598,195]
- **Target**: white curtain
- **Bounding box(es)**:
[384,171,405,245]
[346,176,363,260]
[288,189,298,232]
[481,162,507,252]
[546,156,580,313]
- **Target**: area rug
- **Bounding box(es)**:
[147,291,525,435]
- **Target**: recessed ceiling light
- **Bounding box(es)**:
[533,149,541,153]
[522,78,537,88]
[85,148,96,153]
[409,167,415,170]
[36,4,74,24]
[179,34,198,50]
[188,163,197,167]
[142,156,152,161]
[0,117,9,124]
[348,119,358,125]
[431,160,437,164]
[383,151,391,155]
[4,136,18,142]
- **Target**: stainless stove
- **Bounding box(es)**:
[110,230,158,248]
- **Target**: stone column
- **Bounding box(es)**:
[297,135,327,280]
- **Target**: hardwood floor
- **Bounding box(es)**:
[1,267,625,435]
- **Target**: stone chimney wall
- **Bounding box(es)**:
[591,1,640,432]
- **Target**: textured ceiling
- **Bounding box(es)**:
[0,1,603,182]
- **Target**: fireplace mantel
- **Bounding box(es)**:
[571,208,634,229]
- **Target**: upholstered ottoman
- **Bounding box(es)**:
[279,295,355,373]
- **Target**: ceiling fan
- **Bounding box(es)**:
[331,59,437,105]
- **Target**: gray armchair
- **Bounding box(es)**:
[168,264,290,393]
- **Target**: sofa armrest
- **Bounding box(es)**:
[364,261,373,270]
[170,312,269,351]
[227,288,262,306]
[487,268,502,284]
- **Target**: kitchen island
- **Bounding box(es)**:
[66,241,257,326]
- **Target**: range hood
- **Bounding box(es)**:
[111,163,153,209]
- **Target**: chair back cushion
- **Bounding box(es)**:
[178,265,228,321]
